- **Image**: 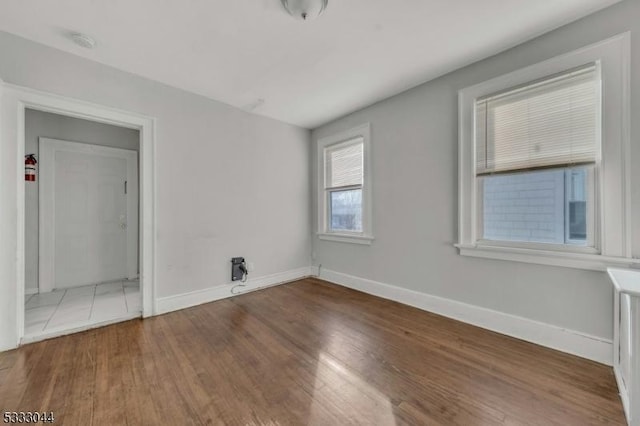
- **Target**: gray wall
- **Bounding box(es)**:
[24,109,140,293]
[0,30,310,351]
[311,0,640,341]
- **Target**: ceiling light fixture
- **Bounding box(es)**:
[69,32,96,49]
[281,0,328,21]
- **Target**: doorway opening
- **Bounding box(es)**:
[5,84,157,346]
[22,109,143,340]
[23,110,141,340]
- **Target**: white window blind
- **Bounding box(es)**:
[475,64,599,176]
[325,138,364,188]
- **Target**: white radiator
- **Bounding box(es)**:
[608,268,640,426]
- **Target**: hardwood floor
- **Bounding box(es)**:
[0,278,625,425]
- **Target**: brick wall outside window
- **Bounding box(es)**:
[482,170,565,244]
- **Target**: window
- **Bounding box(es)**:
[317,124,372,244]
[326,140,363,232]
[457,34,635,271]
[476,65,598,248]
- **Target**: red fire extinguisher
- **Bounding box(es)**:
[25,154,37,182]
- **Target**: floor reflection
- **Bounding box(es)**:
[308,352,396,425]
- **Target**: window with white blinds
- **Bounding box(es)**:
[458,35,630,268]
[324,138,364,233]
[318,124,372,242]
[475,64,599,176]
[325,139,364,189]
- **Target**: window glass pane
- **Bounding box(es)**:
[568,201,587,240]
[326,140,363,188]
[330,189,362,232]
[566,169,587,242]
[481,168,589,245]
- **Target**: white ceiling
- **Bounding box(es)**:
[0,0,620,128]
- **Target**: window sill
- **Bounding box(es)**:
[318,233,374,245]
[454,243,640,271]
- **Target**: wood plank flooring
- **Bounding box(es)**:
[0,278,626,425]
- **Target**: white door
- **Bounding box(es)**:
[39,138,138,291]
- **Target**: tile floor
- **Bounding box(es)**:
[24,280,140,336]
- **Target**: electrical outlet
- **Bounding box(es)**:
[247,262,255,272]
[231,257,246,281]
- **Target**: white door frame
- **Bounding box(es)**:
[5,83,156,343]
[39,138,139,291]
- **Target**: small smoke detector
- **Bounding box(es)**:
[69,32,96,49]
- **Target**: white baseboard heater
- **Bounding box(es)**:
[608,268,640,426]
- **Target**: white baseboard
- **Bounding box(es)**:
[155,267,313,315]
[25,288,38,295]
[320,268,613,366]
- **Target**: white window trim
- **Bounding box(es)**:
[317,123,373,245]
[456,33,639,271]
